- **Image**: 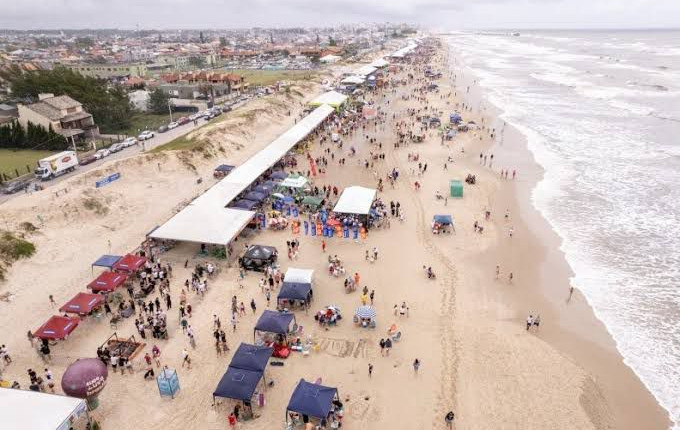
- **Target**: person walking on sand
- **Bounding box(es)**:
[385,337,393,356]
[413,358,420,374]
[445,411,455,429]
[509,272,514,283]
[49,295,56,307]
[533,314,541,331]
[321,239,326,253]
[379,339,386,356]
[368,363,373,378]
[509,227,514,238]
[495,265,500,279]
[181,348,191,369]
[526,315,534,330]
[250,298,257,314]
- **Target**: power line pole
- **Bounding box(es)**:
[168,99,173,122]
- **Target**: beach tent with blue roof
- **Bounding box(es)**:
[91,255,122,272]
[254,310,297,340]
[230,343,274,372]
[213,367,264,402]
[286,379,339,422]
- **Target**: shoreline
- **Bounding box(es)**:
[442,39,671,428]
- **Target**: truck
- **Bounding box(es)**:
[34,151,78,180]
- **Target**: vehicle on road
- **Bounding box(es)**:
[138,130,154,140]
[79,155,97,166]
[94,149,110,160]
[121,137,138,147]
[157,125,169,133]
[167,122,179,130]
[2,179,30,194]
[177,117,190,125]
[108,143,124,153]
[34,151,78,180]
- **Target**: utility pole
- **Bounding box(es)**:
[168,100,174,122]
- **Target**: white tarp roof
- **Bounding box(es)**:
[279,175,308,188]
[370,58,390,68]
[341,75,365,85]
[284,268,314,284]
[333,186,377,215]
[1,388,87,430]
[151,104,334,245]
[151,207,254,246]
[390,43,418,58]
[355,65,377,77]
[310,91,348,107]
[320,54,341,63]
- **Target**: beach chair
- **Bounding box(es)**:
[390,331,402,342]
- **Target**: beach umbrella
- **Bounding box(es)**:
[272,193,286,199]
[270,171,288,180]
[355,306,377,319]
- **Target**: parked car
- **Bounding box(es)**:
[79,155,98,165]
[167,122,179,130]
[177,117,190,125]
[157,125,169,133]
[121,137,138,147]
[108,143,124,153]
[189,113,201,121]
[94,149,110,159]
[138,130,154,140]
[2,179,30,194]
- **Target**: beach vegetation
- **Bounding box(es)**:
[0,230,36,280]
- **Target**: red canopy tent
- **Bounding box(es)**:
[59,292,105,315]
[87,271,128,293]
[112,254,147,273]
[34,315,80,340]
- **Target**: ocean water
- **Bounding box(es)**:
[447,30,680,428]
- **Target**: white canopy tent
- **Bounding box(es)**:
[390,43,418,58]
[150,207,255,246]
[0,388,88,430]
[279,175,308,189]
[309,91,348,108]
[341,75,365,85]
[284,268,314,284]
[320,54,341,63]
[355,65,377,77]
[370,58,390,68]
[333,186,377,215]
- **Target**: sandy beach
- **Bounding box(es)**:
[0,38,671,430]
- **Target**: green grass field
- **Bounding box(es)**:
[113,112,171,136]
[0,149,55,178]
[221,69,317,86]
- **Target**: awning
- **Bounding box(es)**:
[370,58,390,68]
[91,255,121,269]
[279,175,308,189]
[244,191,267,202]
[34,316,80,340]
[230,343,274,372]
[215,164,235,173]
[213,367,263,401]
[112,254,147,273]
[284,268,314,284]
[270,170,288,180]
[309,91,348,108]
[287,379,338,419]
[341,76,365,85]
[332,186,377,215]
[277,282,312,302]
[59,293,105,315]
[87,271,128,293]
[150,207,254,246]
[433,215,453,225]
[0,387,87,430]
[254,310,296,334]
[231,199,259,210]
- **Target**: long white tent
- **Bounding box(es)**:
[150,104,334,245]
[370,58,390,68]
[341,75,365,85]
[333,186,377,215]
[309,91,348,108]
[150,207,255,246]
[355,65,377,77]
[1,388,88,430]
[284,267,314,284]
[390,43,418,58]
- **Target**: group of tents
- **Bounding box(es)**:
[32,253,147,341]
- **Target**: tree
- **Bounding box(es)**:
[199,31,205,44]
[0,121,67,150]
[328,36,337,47]
[219,37,227,47]
[0,66,133,133]
[147,88,170,115]
[188,56,206,69]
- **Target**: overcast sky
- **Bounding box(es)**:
[1,0,679,30]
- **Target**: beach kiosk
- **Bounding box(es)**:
[308,91,348,112]
[449,180,463,198]
[286,379,341,428]
[0,387,90,430]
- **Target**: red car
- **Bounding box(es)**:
[177,117,190,125]
[79,155,98,166]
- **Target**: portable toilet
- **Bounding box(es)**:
[450,180,463,198]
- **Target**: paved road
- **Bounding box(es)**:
[0,99,250,205]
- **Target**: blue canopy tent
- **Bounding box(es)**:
[254,310,296,340]
[231,199,259,210]
[270,171,288,180]
[433,215,453,225]
[213,367,263,402]
[244,191,267,202]
[231,343,274,372]
[286,379,339,422]
[91,255,122,273]
[254,184,274,195]
[215,164,235,173]
[277,282,312,308]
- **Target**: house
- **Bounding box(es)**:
[0,103,18,124]
[66,62,148,79]
[17,94,98,141]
